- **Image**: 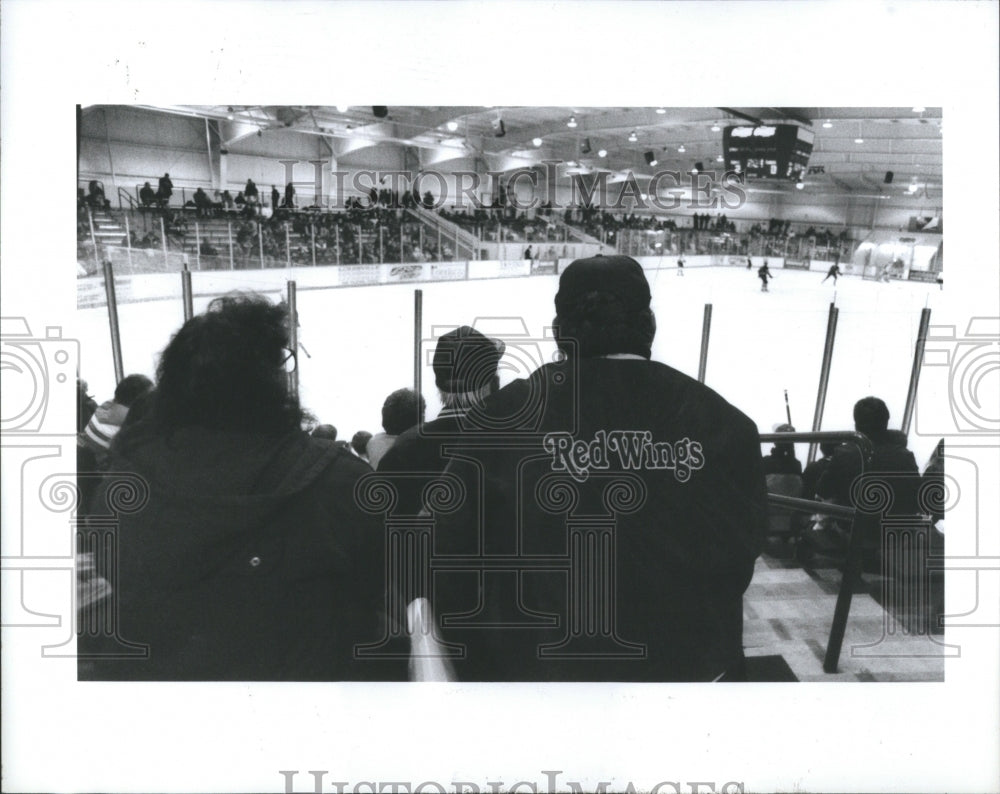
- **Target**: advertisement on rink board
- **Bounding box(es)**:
[530,260,558,275]
[339,264,381,286]
[385,264,425,282]
[783,259,810,270]
[430,262,467,281]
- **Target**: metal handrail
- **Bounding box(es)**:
[758,430,874,673]
[117,187,138,212]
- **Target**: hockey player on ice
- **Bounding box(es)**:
[758,261,772,292]
[822,263,842,284]
[676,255,685,276]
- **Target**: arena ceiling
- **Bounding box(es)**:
[127,105,943,200]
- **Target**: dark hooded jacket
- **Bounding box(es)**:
[80,424,405,681]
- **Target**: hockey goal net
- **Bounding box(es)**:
[862,259,909,281]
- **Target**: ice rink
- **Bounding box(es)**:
[75,264,948,469]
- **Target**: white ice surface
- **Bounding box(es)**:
[75,265,948,469]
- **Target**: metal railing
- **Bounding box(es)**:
[758,430,874,674]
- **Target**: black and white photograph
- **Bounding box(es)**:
[2,2,998,793]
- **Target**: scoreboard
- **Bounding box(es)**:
[723,124,815,180]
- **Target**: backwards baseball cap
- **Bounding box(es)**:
[432,326,505,394]
[555,255,651,315]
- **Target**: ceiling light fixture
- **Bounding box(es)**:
[335,105,349,112]
[446,121,458,132]
[711,123,721,132]
[628,131,637,142]
[656,108,666,115]
[598,149,607,158]
[854,138,864,144]
[912,106,925,113]
[795,180,805,190]
[822,120,833,128]
[677,145,686,153]
[567,116,577,128]
[716,154,724,162]
[532,137,543,147]
[649,159,658,167]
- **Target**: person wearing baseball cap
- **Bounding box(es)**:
[428,255,768,682]
[377,325,505,516]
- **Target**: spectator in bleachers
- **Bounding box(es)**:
[80,294,403,681]
[77,378,98,434]
[378,326,505,517]
[428,255,768,681]
[244,178,259,202]
[801,442,838,500]
[817,397,919,512]
[80,374,155,469]
[311,424,338,441]
[139,182,157,210]
[761,423,802,475]
[156,173,173,208]
[350,430,373,463]
[220,190,235,211]
[368,388,426,470]
[86,181,110,211]
[284,182,296,209]
[812,396,921,568]
[193,187,213,217]
[271,186,281,213]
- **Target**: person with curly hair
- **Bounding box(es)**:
[80,294,404,681]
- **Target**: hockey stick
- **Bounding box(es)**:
[784,390,793,426]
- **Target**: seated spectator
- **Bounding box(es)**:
[80,295,403,681]
[761,424,805,542]
[813,397,920,566]
[311,424,338,441]
[199,240,218,256]
[77,378,98,434]
[761,423,802,475]
[193,187,213,217]
[80,374,155,468]
[802,442,838,500]
[350,430,373,463]
[139,182,157,209]
[86,181,110,211]
[368,388,426,470]
[817,398,919,512]
[378,326,505,516]
[77,374,154,520]
[220,190,236,210]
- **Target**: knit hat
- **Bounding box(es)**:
[432,326,505,394]
[555,255,651,316]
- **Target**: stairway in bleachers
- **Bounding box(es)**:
[89,211,125,244]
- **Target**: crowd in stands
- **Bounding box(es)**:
[80,169,859,270]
